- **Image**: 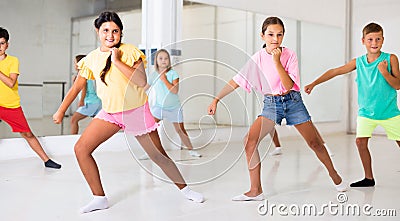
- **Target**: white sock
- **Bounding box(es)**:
[80,195,109,213]
[188,150,202,157]
[269,147,282,156]
[335,181,348,192]
[180,186,204,203]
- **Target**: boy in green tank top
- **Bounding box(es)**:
[304,22,400,188]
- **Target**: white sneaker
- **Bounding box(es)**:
[269,147,282,156]
[139,153,150,160]
[232,193,265,201]
[188,150,202,157]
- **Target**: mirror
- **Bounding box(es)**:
[0,0,345,139]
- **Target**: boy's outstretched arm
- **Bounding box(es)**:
[304,59,356,94]
[378,54,400,90]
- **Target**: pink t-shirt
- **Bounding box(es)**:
[232,47,300,95]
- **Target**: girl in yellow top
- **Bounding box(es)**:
[53,11,204,213]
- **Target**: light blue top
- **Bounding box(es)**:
[147,69,180,110]
[84,80,101,104]
[355,52,400,120]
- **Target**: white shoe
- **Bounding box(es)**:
[335,181,348,192]
[269,147,282,156]
[188,150,202,157]
[139,153,150,160]
[232,193,265,201]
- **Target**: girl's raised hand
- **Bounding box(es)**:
[110,47,122,63]
[271,47,282,63]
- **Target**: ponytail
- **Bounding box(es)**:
[100,42,121,85]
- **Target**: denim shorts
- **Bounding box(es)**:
[76,102,102,117]
[150,105,184,123]
[259,91,311,126]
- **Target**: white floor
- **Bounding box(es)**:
[0,131,399,220]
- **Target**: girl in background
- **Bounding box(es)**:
[144,49,201,158]
[70,54,102,134]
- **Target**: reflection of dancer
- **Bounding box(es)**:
[144,49,201,157]
[0,27,61,169]
[208,17,346,201]
[70,54,102,134]
[269,125,334,156]
[305,22,400,188]
[53,11,204,213]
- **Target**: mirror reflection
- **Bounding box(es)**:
[0,0,345,138]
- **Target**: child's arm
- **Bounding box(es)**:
[159,71,179,94]
[208,79,239,115]
[53,75,87,124]
[378,54,400,90]
[272,48,294,90]
[78,83,87,107]
[304,59,356,94]
[0,72,18,88]
[143,83,150,91]
[111,48,147,87]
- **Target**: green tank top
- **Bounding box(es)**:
[356,52,400,119]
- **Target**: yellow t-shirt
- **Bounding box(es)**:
[78,43,148,113]
[0,55,20,108]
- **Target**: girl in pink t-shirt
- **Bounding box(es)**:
[208,16,346,201]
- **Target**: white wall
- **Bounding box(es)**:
[2,0,96,118]
[191,0,347,28]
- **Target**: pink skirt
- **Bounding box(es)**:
[95,101,158,136]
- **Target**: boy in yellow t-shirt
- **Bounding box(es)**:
[0,27,61,169]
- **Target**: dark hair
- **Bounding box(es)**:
[261,17,285,48]
[75,54,86,63]
[95,11,123,85]
[362,22,383,37]
[154,49,172,72]
[0,27,10,41]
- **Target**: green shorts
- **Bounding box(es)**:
[356,115,400,140]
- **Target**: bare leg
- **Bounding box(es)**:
[241,116,275,197]
[313,124,334,156]
[20,132,50,162]
[70,112,87,134]
[269,127,283,156]
[355,137,373,179]
[136,130,186,189]
[271,128,281,147]
[294,121,342,185]
[173,122,194,150]
[74,119,121,196]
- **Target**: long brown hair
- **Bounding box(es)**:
[95,11,124,85]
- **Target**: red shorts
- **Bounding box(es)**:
[0,106,31,133]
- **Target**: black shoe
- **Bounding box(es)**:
[44,159,62,169]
